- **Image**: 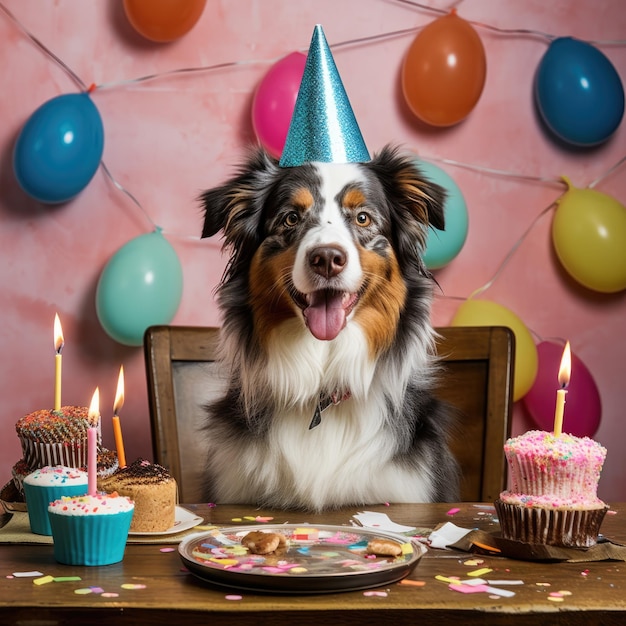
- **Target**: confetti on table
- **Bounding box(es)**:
[435,575,460,584]
[363,590,388,597]
[225,594,243,600]
[473,541,501,553]
[101,592,120,598]
[399,579,426,587]
[159,547,175,553]
[467,567,493,578]
[548,596,565,602]
[446,508,460,516]
[33,575,54,586]
[255,516,274,523]
[121,583,146,590]
[12,571,44,578]
[487,580,524,586]
[53,577,82,582]
[74,588,94,595]
[463,558,485,566]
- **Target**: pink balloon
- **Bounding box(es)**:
[522,341,602,437]
[252,52,306,158]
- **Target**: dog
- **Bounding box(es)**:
[199,145,460,511]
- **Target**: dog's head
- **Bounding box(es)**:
[201,145,444,352]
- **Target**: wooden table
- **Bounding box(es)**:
[1,502,625,625]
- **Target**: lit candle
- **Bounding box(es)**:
[88,388,99,496]
[112,365,126,469]
[53,314,64,411]
[553,341,571,437]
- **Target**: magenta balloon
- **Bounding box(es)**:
[522,341,601,437]
[252,52,306,158]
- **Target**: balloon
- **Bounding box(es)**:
[123,0,206,42]
[535,37,624,146]
[401,10,486,127]
[451,299,538,401]
[522,341,601,437]
[552,177,626,293]
[416,159,468,269]
[96,230,183,346]
[13,93,104,204]
[252,52,306,159]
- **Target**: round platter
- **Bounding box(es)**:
[179,523,425,594]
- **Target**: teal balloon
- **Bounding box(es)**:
[417,160,469,269]
[96,230,183,346]
[13,93,104,203]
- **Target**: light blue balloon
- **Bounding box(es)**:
[96,230,183,346]
[13,93,104,203]
[535,37,624,147]
[416,159,469,270]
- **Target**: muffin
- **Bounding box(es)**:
[97,459,177,533]
[23,466,88,536]
[495,430,608,548]
[47,493,134,565]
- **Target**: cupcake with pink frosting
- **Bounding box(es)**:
[495,430,608,548]
[48,492,134,565]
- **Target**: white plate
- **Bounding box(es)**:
[129,506,204,536]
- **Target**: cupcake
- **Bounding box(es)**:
[47,493,134,565]
[495,430,608,548]
[23,466,88,536]
[16,406,98,470]
[97,459,177,533]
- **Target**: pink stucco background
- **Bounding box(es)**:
[1,1,624,501]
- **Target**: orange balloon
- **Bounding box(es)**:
[123,0,206,42]
[402,11,486,126]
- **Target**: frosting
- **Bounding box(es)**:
[502,430,606,509]
[24,465,87,488]
[48,493,134,516]
[100,458,174,486]
[16,406,98,442]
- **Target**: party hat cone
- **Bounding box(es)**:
[279,25,370,167]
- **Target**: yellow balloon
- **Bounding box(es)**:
[451,299,538,401]
[553,178,626,293]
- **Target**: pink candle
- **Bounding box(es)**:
[87,427,97,496]
[87,387,100,496]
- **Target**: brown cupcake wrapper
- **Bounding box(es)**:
[495,499,608,548]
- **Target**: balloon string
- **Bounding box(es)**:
[434,152,626,303]
[0,3,88,91]
[391,0,626,45]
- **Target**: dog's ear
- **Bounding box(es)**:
[199,149,279,240]
[370,145,446,233]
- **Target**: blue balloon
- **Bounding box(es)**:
[416,159,469,269]
[535,37,624,147]
[96,230,183,346]
[13,93,104,203]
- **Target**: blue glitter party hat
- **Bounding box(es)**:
[279,25,370,167]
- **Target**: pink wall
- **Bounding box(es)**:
[1,1,624,501]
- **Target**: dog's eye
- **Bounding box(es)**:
[355,212,371,227]
[284,211,299,227]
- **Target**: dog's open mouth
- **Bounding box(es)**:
[293,289,359,341]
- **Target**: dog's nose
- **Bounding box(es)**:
[308,245,347,278]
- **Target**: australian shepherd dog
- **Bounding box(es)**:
[200,145,460,511]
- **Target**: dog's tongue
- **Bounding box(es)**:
[304,290,347,340]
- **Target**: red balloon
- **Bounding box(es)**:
[123,0,206,42]
[401,10,486,126]
[522,341,602,437]
[252,52,307,159]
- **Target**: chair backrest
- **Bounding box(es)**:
[144,325,514,503]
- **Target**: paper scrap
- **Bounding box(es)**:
[353,511,416,533]
[429,522,471,549]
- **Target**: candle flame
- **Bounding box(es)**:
[54,313,64,354]
[88,387,100,420]
[114,365,125,415]
[558,341,571,389]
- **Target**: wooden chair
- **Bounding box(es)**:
[144,325,514,503]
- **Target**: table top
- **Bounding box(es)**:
[1,502,625,625]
